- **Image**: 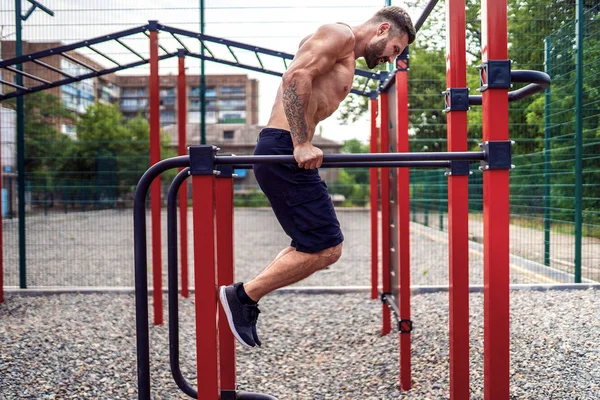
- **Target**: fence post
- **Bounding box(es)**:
[543,36,551,268]
[574,0,584,283]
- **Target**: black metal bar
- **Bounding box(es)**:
[115,38,146,60]
[237,392,280,400]
[199,40,216,58]
[142,31,170,55]
[255,52,265,70]
[134,155,190,400]
[4,65,51,84]
[185,52,283,78]
[1,52,178,101]
[0,24,149,69]
[0,78,28,91]
[169,33,190,53]
[88,45,121,66]
[414,0,440,32]
[468,70,551,105]
[159,24,295,60]
[229,160,452,169]
[226,46,240,64]
[167,168,198,399]
[61,53,98,72]
[214,152,485,166]
[31,59,75,79]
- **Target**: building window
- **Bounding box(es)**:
[122,87,147,97]
[219,111,245,124]
[223,130,234,140]
[189,86,217,97]
[61,123,77,138]
[220,85,245,96]
[218,99,245,111]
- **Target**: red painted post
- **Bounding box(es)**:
[0,110,3,303]
[395,67,411,391]
[216,175,236,391]
[380,92,391,336]
[370,96,379,301]
[446,1,471,398]
[149,25,163,325]
[192,174,220,400]
[177,54,189,299]
[481,0,510,398]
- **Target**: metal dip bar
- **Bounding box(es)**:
[214,151,485,166]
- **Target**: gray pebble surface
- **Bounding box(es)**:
[1,289,599,399]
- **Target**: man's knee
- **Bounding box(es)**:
[318,242,343,268]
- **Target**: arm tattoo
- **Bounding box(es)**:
[282,81,308,144]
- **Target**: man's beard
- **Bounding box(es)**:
[365,37,387,69]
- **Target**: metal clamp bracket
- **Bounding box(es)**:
[399,319,413,334]
[395,47,409,71]
[445,160,471,176]
[380,292,391,303]
[189,145,218,175]
[479,141,513,171]
[443,88,470,112]
[477,60,512,92]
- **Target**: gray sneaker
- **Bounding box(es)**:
[219,283,261,348]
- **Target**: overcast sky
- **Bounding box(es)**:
[0,0,424,143]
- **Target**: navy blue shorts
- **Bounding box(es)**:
[253,128,344,254]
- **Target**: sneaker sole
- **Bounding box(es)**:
[219,286,254,348]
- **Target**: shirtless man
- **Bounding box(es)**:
[220,6,416,347]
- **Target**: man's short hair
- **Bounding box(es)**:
[373,6,416,45]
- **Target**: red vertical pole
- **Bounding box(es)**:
[216,175,236,391]
[481,0,510,398]
[192,174,220,400]
[149,22,163,325]
[369,96,379,301]
[177,53,189,299]
[446,1,471,398]
[395,67,411,391]
[380,92,391,336]
[0,109,3,304]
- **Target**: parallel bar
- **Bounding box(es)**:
[446,0,471,397]
[116,38,146,60]
[481,0,510,397]
[167,169,197,398]
[133,156,190,400]
[5,65,51,84]
[88,45,121,66]
[216,175,236,392]
[149,28,163,326]
[468,70,551,105]
[380,91,392,336]
[31,59,75,78]
[61,53,98,72]
[395,69,412,392]
[229,161,451,169]
[0,24,149,68]
[370,97,379,300]
[192,175,220,400]
[0,53,178,102]
[169,33,190,53]
[414,0,440,32]
[215,152,484,165]
[177,55,189,299]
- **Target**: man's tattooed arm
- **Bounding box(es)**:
[282,80,310,145]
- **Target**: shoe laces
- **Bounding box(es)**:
[245,304,261,323]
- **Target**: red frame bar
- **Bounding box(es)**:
[369,97,379,300]
[380,92,391,336]
[177,55,189,298]
[149,29,163,325]
[192,175,220,400]
[446,0,471,398]
[216,176,236,391]
[481,0,510,398]
[0,113,3,303]
[395,69,412,391]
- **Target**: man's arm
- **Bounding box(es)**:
[281,24,353,168]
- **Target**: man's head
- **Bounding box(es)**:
[364,6,416,69]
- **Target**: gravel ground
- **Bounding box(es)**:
[1,289,599,399]
[2,208,568,289]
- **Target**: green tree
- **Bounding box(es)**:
[329,139,370,206]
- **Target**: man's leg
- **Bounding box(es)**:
[244,243,342,302]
